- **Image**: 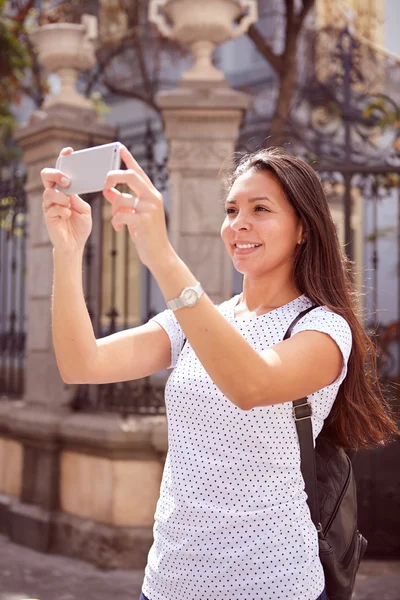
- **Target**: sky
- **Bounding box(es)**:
[384,0,400,55]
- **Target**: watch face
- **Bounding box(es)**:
[183,288,198,307]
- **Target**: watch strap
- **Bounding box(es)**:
[166,282,204,311]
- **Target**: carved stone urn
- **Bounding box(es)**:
[149,0,258,82]
[29,15,98,109]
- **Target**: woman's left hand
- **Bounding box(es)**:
[103,145,173,271]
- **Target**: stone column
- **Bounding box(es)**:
[15,107,113,411]
[15,17,113,411]
[1,17,115,552]
[159,86,249,302]
[149,0,258,303]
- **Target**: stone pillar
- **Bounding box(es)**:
[149,0,258,303]
[2,17,114,552]
[14,17,112,411]
[15,106,114,411]
[159,86,249,302]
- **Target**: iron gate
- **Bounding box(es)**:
[0,159,27,397]
[71,120,169,416]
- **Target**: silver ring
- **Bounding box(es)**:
[133,196,140,210]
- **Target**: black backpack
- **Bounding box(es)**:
[284,306,368,600]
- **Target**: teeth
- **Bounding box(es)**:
[236,244,260,249]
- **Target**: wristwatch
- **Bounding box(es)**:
[166,282,204,311]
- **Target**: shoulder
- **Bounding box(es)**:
[150,309,185,369]
[292,305,352,361]
[151,307,180,332]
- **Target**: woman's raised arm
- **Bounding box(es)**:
[42,150,171,386]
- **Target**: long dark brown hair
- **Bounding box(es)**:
[223,147,398,451]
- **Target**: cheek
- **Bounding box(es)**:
[260,219,282,242]
[220,219,231,245]
[262,218,298,252]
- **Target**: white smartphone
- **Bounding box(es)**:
[55,142,122,196]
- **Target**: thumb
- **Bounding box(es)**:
[69,194,92,215]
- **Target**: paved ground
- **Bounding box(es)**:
[0,535,399,600]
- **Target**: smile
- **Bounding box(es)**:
[233,243,262,254]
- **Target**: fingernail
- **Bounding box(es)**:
[61,176,70,187]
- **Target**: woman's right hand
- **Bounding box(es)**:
[40,147,93,255]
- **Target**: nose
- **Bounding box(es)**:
[230,210,250,231]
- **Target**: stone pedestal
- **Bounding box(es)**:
[15,105,115,410]
[158,83,250,303]
[7,105,116,553]
[0,400,167,566]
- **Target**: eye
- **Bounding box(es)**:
[255,205,270,212]
[224,206,236,215]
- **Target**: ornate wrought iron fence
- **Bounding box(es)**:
[0,160,27,398]
[71,120,169,416]
[239,26,400,389]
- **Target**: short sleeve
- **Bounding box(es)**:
[291,307,352,386]
[150,309,185,368]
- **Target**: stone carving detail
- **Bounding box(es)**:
[149,0,258,82]
[169,140,234,170]
[28,15,97,109]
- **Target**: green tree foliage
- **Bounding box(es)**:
[0,0,32,157]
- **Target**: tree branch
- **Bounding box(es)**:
[296,0,315,29]
[247,24,284,74]
[133,33,153,99]
[284,0,295,52]
[104,81,160,114]
[84,44,127,97]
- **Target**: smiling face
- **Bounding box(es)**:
[221,168,303,280]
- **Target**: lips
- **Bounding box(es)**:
[233,242,262,249]
[232,243,262,257]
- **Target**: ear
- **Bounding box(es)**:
[296,221,304,245]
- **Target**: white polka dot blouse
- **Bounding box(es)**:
[142,294,352,600]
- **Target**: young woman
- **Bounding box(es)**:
[41,145,397,600]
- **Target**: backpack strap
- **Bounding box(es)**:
[283,305,322,532]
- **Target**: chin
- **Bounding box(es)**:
[233,264,264,278]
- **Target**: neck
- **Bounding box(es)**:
[240,273,301,313]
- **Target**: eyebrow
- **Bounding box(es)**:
[225,196,274,205]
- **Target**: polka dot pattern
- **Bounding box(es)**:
[144,295,352,600]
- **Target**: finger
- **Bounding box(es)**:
[103,187,136,206]
[112,205,137,218]
[104,169,149,198]
[111,210,139,230]
[104,189,138,216]
[46,204,72,221]
[43,187,71,210]
[60,147,74,156]
[113,206,138,219]
[41,168,71,190]
[69,194,92,215]
[120,146,154,187]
